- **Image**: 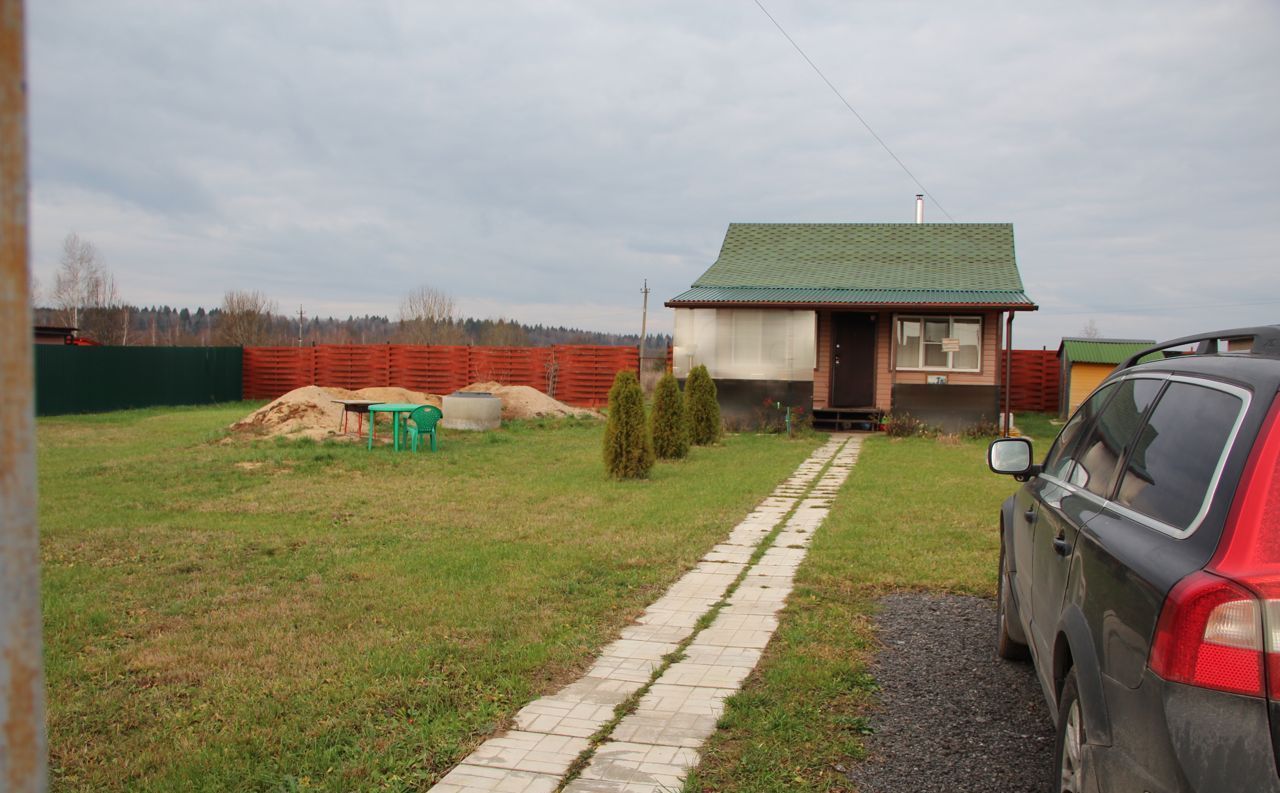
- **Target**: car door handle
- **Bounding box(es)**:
[1023,508,1036,523]
[1053,537,1072,556]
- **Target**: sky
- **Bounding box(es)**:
[26,1,1280,349]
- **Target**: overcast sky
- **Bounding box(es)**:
[27,1,1280,348]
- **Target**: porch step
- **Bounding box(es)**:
[811,407,884,432]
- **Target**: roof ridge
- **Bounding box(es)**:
[1059,337,1157,344]
[725,221,1013,227]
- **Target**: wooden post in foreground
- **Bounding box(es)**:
[0,0,48,789]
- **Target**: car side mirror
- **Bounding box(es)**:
[988,437,1039,480]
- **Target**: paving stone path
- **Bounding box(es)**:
[431,435,862,792]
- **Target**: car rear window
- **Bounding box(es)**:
[1113,381,1243,531]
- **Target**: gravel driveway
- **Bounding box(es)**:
[846,593,1054,793]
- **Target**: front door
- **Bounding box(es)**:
[831,313,876,407]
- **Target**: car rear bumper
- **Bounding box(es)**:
[1092,669,1280,792]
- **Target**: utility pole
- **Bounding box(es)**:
[297,304,304,347]
[638,279,650,367]
[1,0,50,789]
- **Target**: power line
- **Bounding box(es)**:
[751,0,957,223]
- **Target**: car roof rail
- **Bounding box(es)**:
[1118,325,1280,371]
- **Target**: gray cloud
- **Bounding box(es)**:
[27,1,1280,346]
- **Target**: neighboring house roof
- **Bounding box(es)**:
[666,223,1036,309]
[1058,338,1158,365]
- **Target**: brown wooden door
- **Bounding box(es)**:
[831,313,876,407]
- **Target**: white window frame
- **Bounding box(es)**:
[894,314,982,373]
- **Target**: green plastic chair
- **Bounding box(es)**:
[407,405,443,452]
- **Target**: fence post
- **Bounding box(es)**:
[1,0,49,787]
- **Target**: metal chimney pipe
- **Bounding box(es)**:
[915,194,924,224]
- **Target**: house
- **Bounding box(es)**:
[33,325,78,345]
[1057,338,1157,418]
[665,222,1037,432]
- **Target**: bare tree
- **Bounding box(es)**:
[52,232,129,343]
[1081,319,1101,339]
[398,285,465,344]
[214,290,278,347]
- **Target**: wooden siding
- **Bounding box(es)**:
[1066,362,1114,415]
[877,310,1002,410]
[814,309,1003,410]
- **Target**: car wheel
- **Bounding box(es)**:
[1055,669,1087,793]
[996,541,1030,661]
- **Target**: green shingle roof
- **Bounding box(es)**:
[1059,338,1158,365]
[666,286,1035,306]
[667,223,1034,308]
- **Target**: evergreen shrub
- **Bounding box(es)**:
[685,364,722,446]
[603,370,654,478]
[651,372,689,459]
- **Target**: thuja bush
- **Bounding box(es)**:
[685,364,722,446]
[651,372,689,460]
[603,370,654,478]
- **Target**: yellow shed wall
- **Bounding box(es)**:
[1067,362,1115,414]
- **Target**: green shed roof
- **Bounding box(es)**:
[666,223,1034,308]
[1059,338,1158,365]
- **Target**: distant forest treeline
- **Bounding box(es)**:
[33,305,671,349]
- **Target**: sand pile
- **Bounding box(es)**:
[230,385,437,440]
[230,382,597,440]
[461,382,601,421]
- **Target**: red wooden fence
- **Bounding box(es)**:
[1000,349,1060,413]
[243,344,640,407]
[245,343,1060,413]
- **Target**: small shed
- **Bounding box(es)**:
[1057,338,1156,417]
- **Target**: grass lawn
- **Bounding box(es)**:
[37,403,822,792]
[685,420,1052,792]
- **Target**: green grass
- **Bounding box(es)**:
[38,403,822,792]
[1015,411,1063,446]
[686,433,1022,792]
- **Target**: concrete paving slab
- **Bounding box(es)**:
[513,698,619,738]
[609,709,721,748]
[635,608,703,629]
[586,655,664,684]
[695,624,778,649]
[596,638,680,663]
[462,731,591,775]
[575,742,700,789]
[641,595,719,614]
[760,546,807,565]
[562,778,673,793]
[659,658,755,689]
[701,544,755,564]
[619,622,697,644]
[557,675,649,705]
[636,683,732,716]
[680,644,763,667]
[432,763,561,793]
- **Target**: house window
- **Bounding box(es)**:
[895,315,981,372]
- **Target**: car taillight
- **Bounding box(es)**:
[1150,573,1264,695]
[1149,393,1280,698]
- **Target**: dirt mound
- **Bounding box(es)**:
[460,381,601,421]
[230,382,596,440]
[354,387,441,406]
[230,385,436,441]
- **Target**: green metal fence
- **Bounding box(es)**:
[34,346,243,416]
